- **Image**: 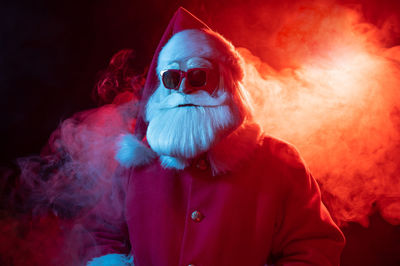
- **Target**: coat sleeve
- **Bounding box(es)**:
[268,142,345,266]
[79,169,132,265]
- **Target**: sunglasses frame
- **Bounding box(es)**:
[160,68,211,90]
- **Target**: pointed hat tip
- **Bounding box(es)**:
[171,6,210,34]
[175,6,195,17]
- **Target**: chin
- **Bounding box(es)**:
[145,88,241,160]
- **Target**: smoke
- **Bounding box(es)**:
[2,2,400,264]
[0,44,144,264]
[232,1,400,226]
[0,100,138,265]
[17,100,136,215]
[0,214,89,265]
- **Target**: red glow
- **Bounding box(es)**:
[235,2,400,226]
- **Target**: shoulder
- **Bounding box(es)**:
[256,136,318,208]
[253,135,313,193]
[258,135,307,170]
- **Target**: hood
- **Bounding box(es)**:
[134,7,210,140]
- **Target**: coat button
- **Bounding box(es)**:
[196,159,208,170]
[191,210,204,222]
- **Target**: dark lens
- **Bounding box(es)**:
[162,70,181,89]
[188,69,206,87]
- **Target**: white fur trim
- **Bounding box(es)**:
[157,30,221,74]
[160,155,188,169]
[87,253,133,266]
[115,123,262,175]
[157,29,244,82]
[115,133,156,167]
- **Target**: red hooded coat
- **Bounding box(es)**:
[83,7,345,266]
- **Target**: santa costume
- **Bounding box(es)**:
[84,7,345,266]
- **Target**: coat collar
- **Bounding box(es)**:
[115,122,262,176]
[207,122,262,175]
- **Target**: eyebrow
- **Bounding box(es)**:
[164,61,180,69]
[186,58,213,68]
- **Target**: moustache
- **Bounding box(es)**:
[159,90,229,109]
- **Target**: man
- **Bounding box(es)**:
[85,7,345,266]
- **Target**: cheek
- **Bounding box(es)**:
[158,85,172,97]
[150,86,170,104]
[203,73,219,95]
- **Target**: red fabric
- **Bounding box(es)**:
[84,136,345,265]
[135,7,210,139]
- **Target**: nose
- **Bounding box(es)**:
[178,77,194,94]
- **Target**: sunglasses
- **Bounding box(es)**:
[160,68,211,90]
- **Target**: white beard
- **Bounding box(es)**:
[146,89,239,168]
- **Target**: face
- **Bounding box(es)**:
[159,57,219,96]
[145,30,242,160]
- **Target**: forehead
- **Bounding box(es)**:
[162,57,214,70]
[157,29,219,72]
